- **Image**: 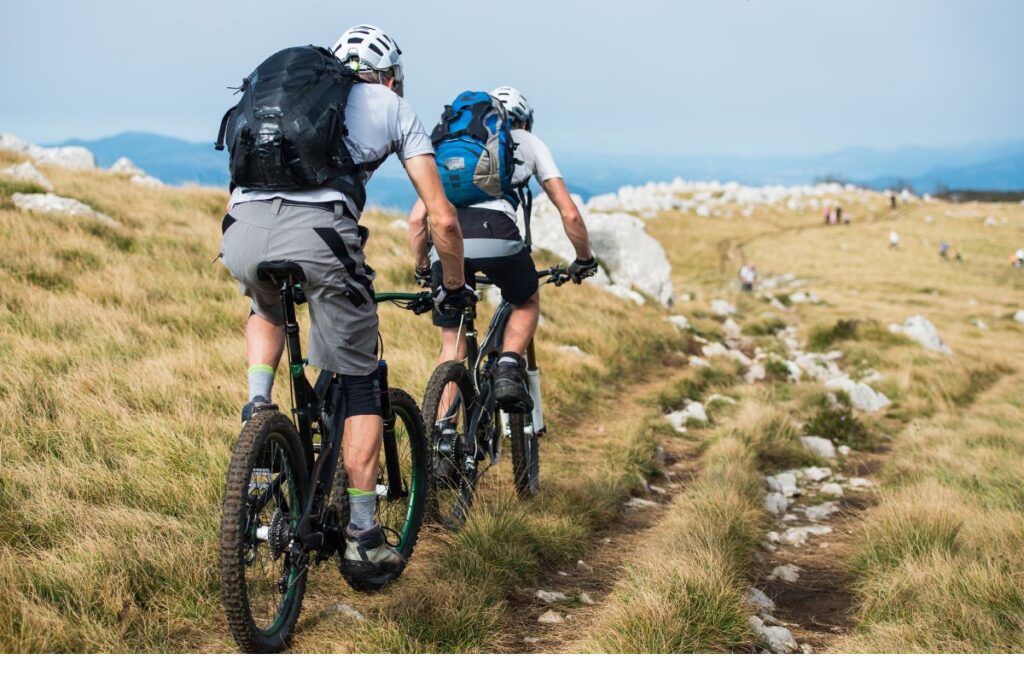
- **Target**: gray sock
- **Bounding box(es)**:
[248,364,274,403]
[348,488,377,530]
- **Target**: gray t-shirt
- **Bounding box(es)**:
[228,82,434,219]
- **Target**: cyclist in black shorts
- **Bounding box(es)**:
[407,86,597,412]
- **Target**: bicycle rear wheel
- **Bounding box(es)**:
[509,412,539,498]
[220,409,309,653]
[330,388,430,592]
[421,360,479,528]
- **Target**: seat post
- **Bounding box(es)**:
[279,278,304,376]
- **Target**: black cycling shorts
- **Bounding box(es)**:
[339,367,382,418]
[430,247,538,328]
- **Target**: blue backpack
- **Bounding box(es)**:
[431,91,518,207]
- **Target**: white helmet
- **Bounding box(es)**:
[331,24,404,96]
[491,86,534,130]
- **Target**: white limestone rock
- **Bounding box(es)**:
[745,587,776,613]
[825,377,891,413]
[710,299,736,316]
[764,492,788,516]
[769,564,801,582]
[11,192,116,225]
[804,501,840,521]
[535,590,570,604]
[524,193,673,306]
[688,356,711,368]
[801,466,832,482]
[557,344,587,357]
[109,156,143,175]
[745,363,766,383]
[702,342,728,358]
[1013,310,1024,324]
[537,610,564,624]
[781,525,832,546]
[665,402,708,432]
[819,482,844,497]
[766,472,799,497]
[130,174,164,188]
[748,616,799,654]
[2,161,53,191]
[29,144,96,171]
[667,315,690,331]
[847,477,874,489]
[889,315,952,354]
[331,603,365,621]
[800,436,836,460]
[625,496,658,509]
[0,132,31,153]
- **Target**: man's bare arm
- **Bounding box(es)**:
[541,177,592,260]
[403,154,464,288]
[407,198,430,270]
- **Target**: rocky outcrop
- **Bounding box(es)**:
[0,132,95,171]
[11,192,116,225]
[888,315,952,354]
[2,161,53,191]
[524,193,674,307]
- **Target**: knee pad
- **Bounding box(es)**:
[340,368,382,418]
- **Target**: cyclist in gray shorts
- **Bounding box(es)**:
[220,25,472,579]
[407,86,597,412]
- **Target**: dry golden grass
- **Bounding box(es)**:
[0,154,684,652]
[3,148,1024,652]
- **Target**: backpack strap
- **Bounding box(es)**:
[215,107,235,151]
[517,185,534,251]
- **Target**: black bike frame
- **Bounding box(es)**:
[273,278,424,555]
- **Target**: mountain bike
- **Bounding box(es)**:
[421,265,570,528]
[219,259,434,653]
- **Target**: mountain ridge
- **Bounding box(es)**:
[51,131,1024,208]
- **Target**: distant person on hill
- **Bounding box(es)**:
[218,25,470,580]
[939,240,949,259]
[889,231,900,249]
[890,192,898,210]
[739,262,757,292]
[953,245,963,262]
[835,205,843,224]
[823,205,831,224]
[408,86,597,413]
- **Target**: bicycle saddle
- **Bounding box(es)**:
[256,260,307,285]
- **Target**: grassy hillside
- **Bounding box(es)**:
[0,150,682,652]
[2,149,1022,653]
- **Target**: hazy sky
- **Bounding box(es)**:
[2,0,1022,156]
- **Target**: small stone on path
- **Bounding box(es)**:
[331,603,365,621]
[820,482,844,497]
[625,496,658,509]
[746,587,776,612]
[805,501,840,521]
[579,592,596,606]
[769,564,802,583]
[535,590,569,604]
[538,610,563,624]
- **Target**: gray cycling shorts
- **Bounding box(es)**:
[221,199,379,376]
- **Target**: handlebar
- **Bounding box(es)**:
[375,290,434,315]
[476,264,571,288]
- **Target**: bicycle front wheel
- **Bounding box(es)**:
[421,360,479,528]
[220,409,309,653]
[509,412,540,498]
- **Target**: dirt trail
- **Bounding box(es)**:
[493,369,702,653]
[757,450,884,651]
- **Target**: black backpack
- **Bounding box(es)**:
[215,45,364,205]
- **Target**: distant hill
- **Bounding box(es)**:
[54,132,1024,206]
